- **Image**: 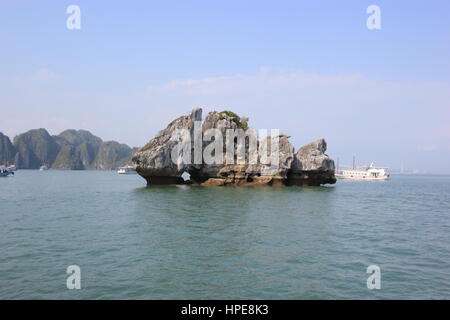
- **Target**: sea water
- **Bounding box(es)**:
[0,170,449,299]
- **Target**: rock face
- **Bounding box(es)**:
[53,130,134,170]
[133,108,202,184]
[52,129,102,170]
[92,141,135,170]
[288,138,336,186]
[0,132,16,165]
[13,129,60,169]
[133,108,336,186]
[1,129,135,170]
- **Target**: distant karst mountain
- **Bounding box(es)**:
[0,129,137,170]
[14,129,60,169]
[0,132,16,165]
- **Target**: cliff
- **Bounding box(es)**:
[54,129,103,168]
[13,129,60,169]
[92,141,135,170]
[132,108,336,186]
[0,129,135,170]
[0,132,16,165]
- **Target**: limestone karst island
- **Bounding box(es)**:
[0,129,136,170]
[132,108,336,186]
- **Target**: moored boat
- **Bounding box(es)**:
[117,165,137,174]
[336,162,389,180]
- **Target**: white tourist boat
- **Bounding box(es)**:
[39,165,49,171]
[117,165,137,174]
[336,162,390,180]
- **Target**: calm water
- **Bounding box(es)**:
[0,170,449,299]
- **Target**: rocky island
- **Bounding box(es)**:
[132,108,336,186]
[0,129,137,170]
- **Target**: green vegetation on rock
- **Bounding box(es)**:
[13,129,60,169]
[93,141,134,170]
[217,110,248,130]
[52,145,84,170]
[0,129,136,170]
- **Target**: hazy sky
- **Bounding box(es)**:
[1,0,449,173]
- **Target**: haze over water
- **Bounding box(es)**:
[0,171,449,299]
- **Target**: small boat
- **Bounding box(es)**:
[336,162,390,180]
[39,165,49,171]
[0,167,14,177]
[117,165,137,174]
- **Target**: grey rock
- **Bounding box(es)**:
[0,132,16,165]
[292,138,335,172]
[132,108,202,184]
[287,138,336,186]
[259,134,294,178]
[133,108,336,186]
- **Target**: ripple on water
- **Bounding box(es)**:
[0,171,449,299]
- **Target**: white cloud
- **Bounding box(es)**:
[142,68,450,148]
[417,145,437,152]
[34,68,59,81]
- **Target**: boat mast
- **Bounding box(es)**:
[353,156,356,170]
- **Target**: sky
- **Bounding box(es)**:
[0,0,449,173]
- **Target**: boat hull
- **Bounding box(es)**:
[336,174,389,181]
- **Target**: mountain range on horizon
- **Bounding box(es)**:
[0,129,138,170]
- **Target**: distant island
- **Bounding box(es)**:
[0,129,137,170]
